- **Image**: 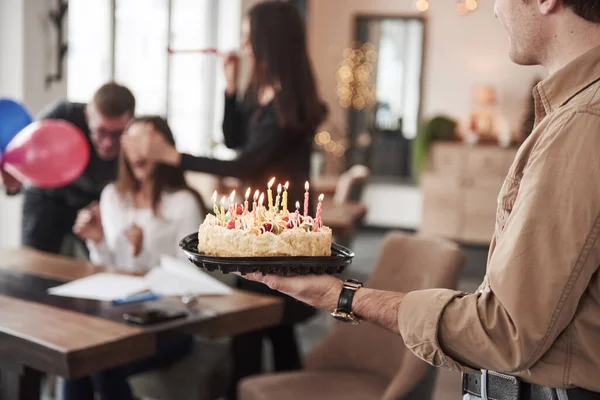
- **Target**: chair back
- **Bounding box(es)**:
[332,165,369,204]
[305,231,465,398]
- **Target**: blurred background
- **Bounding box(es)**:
[0,1,546,399]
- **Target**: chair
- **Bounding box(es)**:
[128,336,231,400]
[332,164,370,204]
[239,231,466,400]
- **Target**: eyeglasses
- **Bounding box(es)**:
[91,128,124,143]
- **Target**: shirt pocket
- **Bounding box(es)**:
[496,175,520,235]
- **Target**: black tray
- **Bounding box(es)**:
[179,233,354,276]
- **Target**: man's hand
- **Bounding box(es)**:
[121,123,180,166]
[240,272,343,310]
[73,202,103,244]
[0,168,22,194]
[240,273,405,334]
[124,223,143,257]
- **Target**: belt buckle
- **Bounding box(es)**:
[481,369,489,400]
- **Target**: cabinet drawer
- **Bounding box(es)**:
[428,143,465,175]
[420,173,461,239]
[466,147,516,178]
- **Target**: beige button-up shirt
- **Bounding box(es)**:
[398,45,600,391]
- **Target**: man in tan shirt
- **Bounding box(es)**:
[241,0,600,398]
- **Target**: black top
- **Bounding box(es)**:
[180,94,314,208]
[24,101,118,210]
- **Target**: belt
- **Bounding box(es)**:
[463,371,600,400]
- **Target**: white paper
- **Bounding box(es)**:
[48,273,148,301]
[144,255,232,297]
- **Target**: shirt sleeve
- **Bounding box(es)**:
[87,240,115,266]
[36,100,69,120]
[180,116,297,179]
[172,191,204,262]
[87,184,118,266]
[398,112,600,373]
[222,93,248,149]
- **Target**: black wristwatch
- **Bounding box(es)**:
[331,279,363,325]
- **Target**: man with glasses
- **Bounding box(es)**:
[19,82,135,255]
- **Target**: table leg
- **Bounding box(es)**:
[0,364,42,400]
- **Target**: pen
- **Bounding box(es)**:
[112,292,161,305]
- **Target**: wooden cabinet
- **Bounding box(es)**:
[420,142,517,245]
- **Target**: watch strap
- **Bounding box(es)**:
[336,279,362,314]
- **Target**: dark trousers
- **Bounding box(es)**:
[226,325,302,400]
[21,190,82,255]
[62,334,192,400]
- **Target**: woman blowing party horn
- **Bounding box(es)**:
[122,2,328,398]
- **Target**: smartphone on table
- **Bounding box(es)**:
[122,309,187,325]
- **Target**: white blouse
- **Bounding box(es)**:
[88,183,203,273]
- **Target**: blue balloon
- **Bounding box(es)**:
[0,98,33,152]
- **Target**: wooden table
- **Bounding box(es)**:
[0,249,283,400]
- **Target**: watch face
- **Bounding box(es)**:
[344,279,363,290]
[331,310,360,325]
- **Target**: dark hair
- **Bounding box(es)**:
[246,1,327,133]
[564,0,600,23]
[92,82,136,118]
[116,116,206,216]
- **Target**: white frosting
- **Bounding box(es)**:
[197,214,332,257]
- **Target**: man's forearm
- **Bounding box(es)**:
[352,288,405,334]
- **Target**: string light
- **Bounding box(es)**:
[336,43,377,110]
[324,140,337,153]
[465,0,478,11]
[333,144,346,157]
[415,0,429,12]
[416,0,478,14]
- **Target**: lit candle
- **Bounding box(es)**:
[211,190,219,217]
[274,184,282,213]
[267,177,275,211]
[220,196,226,224]
[282,181,289,216]
[252,190,259,218]
[303,181,310,217]
[314,194,324,232]
[244,188,251,215]
[294,201,300,225]
[228,190,236,222]
[258,192,265,222]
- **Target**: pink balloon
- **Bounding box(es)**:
[2,120,90,188]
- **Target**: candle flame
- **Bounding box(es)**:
[221,196,226,205]
[277,183,282,193]
[295,201,300,209]
[253,189,259,201]
[318,194,324,202]
[268,177,276,188]
[305,181,309,191]
[245,187,251,199]
[258,192,265,204]
[229,190,236,203]
[211,190,217,203]
[284,181,289,190]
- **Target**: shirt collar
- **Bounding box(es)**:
[533,44,600,123]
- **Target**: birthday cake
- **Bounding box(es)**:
[197,181,332,257]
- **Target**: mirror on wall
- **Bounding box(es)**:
[346,16,425,178]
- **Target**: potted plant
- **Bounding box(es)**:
[411,115,457,182]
